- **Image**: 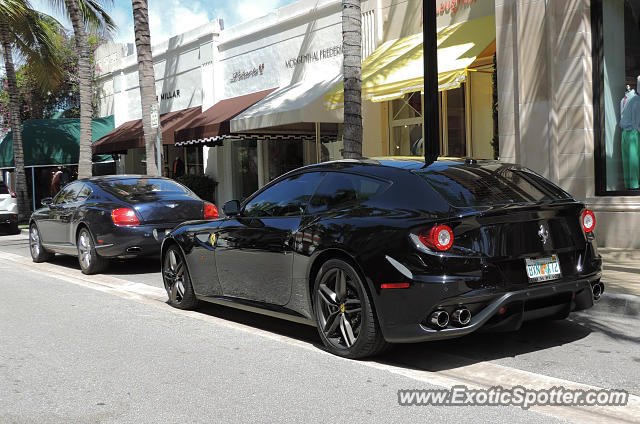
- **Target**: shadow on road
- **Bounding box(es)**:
[39,254,160,277]
[185,299,596,373]
[106,257,160,276]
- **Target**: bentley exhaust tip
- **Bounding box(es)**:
[452,308,471,326]
[429,310,449,329]
[592,282,603,302]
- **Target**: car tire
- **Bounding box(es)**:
[77,227,108,275]
[29,223,54,263]
[10,222,20,235]
[163,246,198,310]
[313,259,389,359]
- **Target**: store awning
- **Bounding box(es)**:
[92,106,201,155]
[174,89,276,146]
[231,75,343,133]
[324,15,495,109]
[0,116,115,168]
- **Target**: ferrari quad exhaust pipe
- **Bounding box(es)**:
[592,282,604,302]
[429,310,449,329]
[452,308,472,326]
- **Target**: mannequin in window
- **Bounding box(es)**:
[172,156,185,178]
[620,76,640,189]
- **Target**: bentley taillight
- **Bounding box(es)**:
[204,202,219,220]
[581,209,595,233]
[111,208,140,226]
[418,224,454,251]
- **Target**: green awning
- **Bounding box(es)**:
[0,115,115,168]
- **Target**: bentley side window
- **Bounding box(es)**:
[53,182,83,205]
[243,172,325,217]
[76,184,92,202]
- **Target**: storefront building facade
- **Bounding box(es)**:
[94,20,223,176]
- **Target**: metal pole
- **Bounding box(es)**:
[31,167,35,211]
[156,128,162,176]
[423,0,439,165]
[315,122,321,163]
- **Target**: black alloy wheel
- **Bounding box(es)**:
[313,259,388,358]
[77,228,107,275]
[163,246,198,310]
[29,223,53,263]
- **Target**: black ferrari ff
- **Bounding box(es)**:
[29,176,218,274]
[161,158,603,358]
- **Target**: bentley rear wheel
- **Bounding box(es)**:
[29,223,53,263]
[77,228,108,275]
[313,259,388,359]
[163,246,198,310]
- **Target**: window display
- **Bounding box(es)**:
[597,0,640,193]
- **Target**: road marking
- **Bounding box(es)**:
[1,250,638,423]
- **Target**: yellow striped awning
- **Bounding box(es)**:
[324,15,495,109]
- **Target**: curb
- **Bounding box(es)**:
[593,292,639,317]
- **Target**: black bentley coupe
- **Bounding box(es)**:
[161,158,603,358]
[29,176,218,274]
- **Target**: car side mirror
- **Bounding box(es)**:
[223,200,240,216]
[41,197,53,206]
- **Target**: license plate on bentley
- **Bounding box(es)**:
[525,255,562,282]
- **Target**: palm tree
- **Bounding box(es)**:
[0,1,62,221]
[341,0,362,159]
[55,0,114,179]
[132,0,160,176]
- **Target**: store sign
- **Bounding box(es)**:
[156,89,181,102]
[230,63,266,83]
[284,45,342,69]
[436,0,478,15]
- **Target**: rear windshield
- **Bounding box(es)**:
[415,164,573,208]
[100,178,189,198]
[0,181,8,195]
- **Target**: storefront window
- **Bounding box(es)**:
[445,86,467,157]
[266,139,303,181]
[388,88,469,158]
[185,146,204,175]
[232,139,258,202]
[389,92,424,156]
[595,0,640,194]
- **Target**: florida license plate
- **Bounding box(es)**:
[525,255,562,283]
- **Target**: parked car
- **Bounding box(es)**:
[161,158,603,359]
[29,175,218,274]
[0,179,19,234]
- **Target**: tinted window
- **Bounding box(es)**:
[76,184,92,201]
[0,181,9,195]
[53,182,83,205]
[243,172,324,217]
[308,172,390,214]
[416,164,573,208]
[99,178,188,198]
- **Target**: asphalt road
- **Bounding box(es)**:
[1,231,639,423]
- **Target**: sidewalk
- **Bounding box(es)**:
[599,248,640,296]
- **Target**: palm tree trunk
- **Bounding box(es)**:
[132,0,161,176]
[341,0,363,159]
[0,21,31,221]
[65,0,93,179]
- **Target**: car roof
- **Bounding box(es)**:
[300,157,504,172]
[79,175,173,184]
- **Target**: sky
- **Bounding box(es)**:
[31,0,298,44]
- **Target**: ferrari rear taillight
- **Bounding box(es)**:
[8,187,16,198]
[581,209,595,233]
[111,208,140,226]
[418,224,454,251]
[204,202,219,220]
